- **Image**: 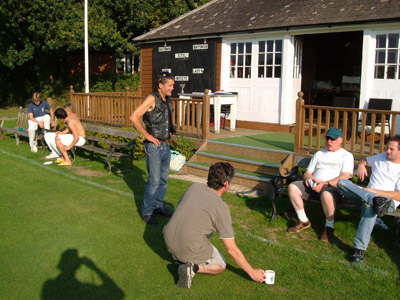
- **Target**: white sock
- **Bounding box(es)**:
[325,219,334,229]
[295,209,309,222]
[394,200,400,209]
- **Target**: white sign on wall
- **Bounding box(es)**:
[158,46,171,52]
[162,68,172,73]
[193,68,204,74]
[193,44,208,50]
[175,53,189,59]
[175,76,189,81]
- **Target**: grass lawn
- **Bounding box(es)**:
[1,109,399,299]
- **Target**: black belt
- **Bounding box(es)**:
[158,138,168,142]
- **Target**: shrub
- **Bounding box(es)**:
[170,136,195,161]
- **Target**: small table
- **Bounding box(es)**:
[179,92,238,133]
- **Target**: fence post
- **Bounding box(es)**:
[69,86,74,103]
[125,87,130,127]
[294,91,304,154]
[202,90,210,140]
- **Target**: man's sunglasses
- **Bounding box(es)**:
[325,136,338,141]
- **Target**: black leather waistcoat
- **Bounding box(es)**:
[143,92,172,140]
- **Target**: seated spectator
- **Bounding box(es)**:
[27,92,55,152]
[287,128,354,242]
[337,135,400,263]
[47,108,85,166]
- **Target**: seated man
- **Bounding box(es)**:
[27,92,55,152]
[44,103,77,159]
[163,162,265,289]
[50,108,86,166]
[287,127,354,242]
[337,135,400,263]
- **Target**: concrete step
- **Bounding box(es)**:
[193,151,280,176]
[182,162,271,190]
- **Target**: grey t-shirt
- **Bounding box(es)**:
[163,183,234,264]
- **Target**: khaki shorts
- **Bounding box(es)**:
[199,244,226,268]
[291,180,344,203]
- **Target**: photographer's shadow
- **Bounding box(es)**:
[41,249,125,300]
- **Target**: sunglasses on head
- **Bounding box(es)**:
[325,136,338,141]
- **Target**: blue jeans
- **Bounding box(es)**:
[142,141,171,216]
[337,179,396,251]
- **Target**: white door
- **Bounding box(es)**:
[226,38,283,123]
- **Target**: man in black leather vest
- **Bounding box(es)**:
[130,72,176,225]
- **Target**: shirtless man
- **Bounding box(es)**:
[53,107,86,166]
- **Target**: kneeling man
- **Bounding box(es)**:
[163,162,265,289]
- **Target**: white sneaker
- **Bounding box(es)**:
[31,145,38,153]
[46,153,60,159]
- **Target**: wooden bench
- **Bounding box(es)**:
[269,154,400,251]
[0,106,50,150]
[70,123,138,174]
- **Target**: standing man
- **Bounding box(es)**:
[163,162,266,289]
[287,128,354,242]
[28,92,55,152]
[130,72,176,225]
[337,135,400,263]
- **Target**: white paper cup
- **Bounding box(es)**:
[264,270,275,284]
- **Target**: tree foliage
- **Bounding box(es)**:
[0,0,210,106]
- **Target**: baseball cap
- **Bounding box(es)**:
[326,127,343,139]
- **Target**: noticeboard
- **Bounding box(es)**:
[152,42,216,98]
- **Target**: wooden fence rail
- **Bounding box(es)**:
[69,86,210,140]
[294,91,399,157]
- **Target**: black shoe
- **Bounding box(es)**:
[372,196,392,217]
[350,248,365,263]
[142,214,158,225]
[153,208,173,217]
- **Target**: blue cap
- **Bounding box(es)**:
[326,127,343,139]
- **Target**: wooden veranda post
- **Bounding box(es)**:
[294,91,304,154]
[125,87,130,127]
[202,90,210,140]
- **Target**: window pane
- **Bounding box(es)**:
[258,54,265,65]
[275,53,282,65]
[231,43,236,54]
[387,65,396,79]
[245,55,251,66]
[230,67,235,78]
[388,34,399,48]
[267,41,274,52]
[245,67,251,78]
[388,50,398,64]
[245,42,252,53]
[259,41,265,53]
[238,55,243,66]
[275,40,282,52]
[230,55,236,66]
[267,53,273,65]
[275,66,282,78]
[266,66,273,77]
[258,66,264,78]
[376,50,386,64]
[374,66,385,79]
[237,67,243,78]
[238,43,244,54]
[376,35,386,48]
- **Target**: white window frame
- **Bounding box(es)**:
[257,39,283,78]
[374,33,400,79]
[230,42,252,79]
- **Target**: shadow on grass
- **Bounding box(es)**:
[41,249,125,300]
[114,159,177,278]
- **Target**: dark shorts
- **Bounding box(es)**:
[291,180,344,203]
